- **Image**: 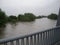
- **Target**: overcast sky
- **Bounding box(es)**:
[0,0,60,16]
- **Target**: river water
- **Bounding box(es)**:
[0,18,57,39]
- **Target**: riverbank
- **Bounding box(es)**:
[0,9,58,27]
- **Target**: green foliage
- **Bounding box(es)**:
[0,9,7,27]
[0,8,58,27]
[17,13,36,22]
[17,14,23,21]
[48,13,58,20]
[8,15,17,23]
[24,13,36,21]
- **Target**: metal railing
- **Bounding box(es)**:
[0,26,60,45]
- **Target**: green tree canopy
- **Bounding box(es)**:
[0,9,7,27]
[24,13,36,21]
[48,13,58,20]
[8,15,17,22]
[17,13,36,21]
[17,14,23,21]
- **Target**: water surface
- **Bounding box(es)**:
[0,18,57,39]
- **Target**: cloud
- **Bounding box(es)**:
[0,0,60,16]
[0,0,56,7]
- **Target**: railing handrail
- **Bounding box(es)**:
[0,26,60,44]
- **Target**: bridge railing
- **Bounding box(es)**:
[0,26,60,45]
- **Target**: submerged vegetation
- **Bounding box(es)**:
[0,9,58,27]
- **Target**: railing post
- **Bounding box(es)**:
[43,32,46,45]
[16,39,19,45]
[26,37,29,45]
[53,29,55,43]
[34,35,36,45]
[4,43,7,45]
[52,29,55,44]
[21,38,24,45]
[10,41,14,45]
[30,36,33,45]
[37,33,39,45]
[48,30,50,45]
[54,28,57,43]
[45,31,48,45]
[40,32,43,45]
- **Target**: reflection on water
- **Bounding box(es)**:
[0,18,57,39]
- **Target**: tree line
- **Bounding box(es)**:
[0,9,58,27]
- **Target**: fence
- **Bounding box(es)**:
[0,26,60,45]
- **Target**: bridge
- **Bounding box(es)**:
[0,9,60,45]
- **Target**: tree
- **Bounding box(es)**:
[17,14,23,21]
[17,13,36,21]
[24,13,36,21]
[8,15,17,22]
[48,13,58,20]
[0,9,7,27]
